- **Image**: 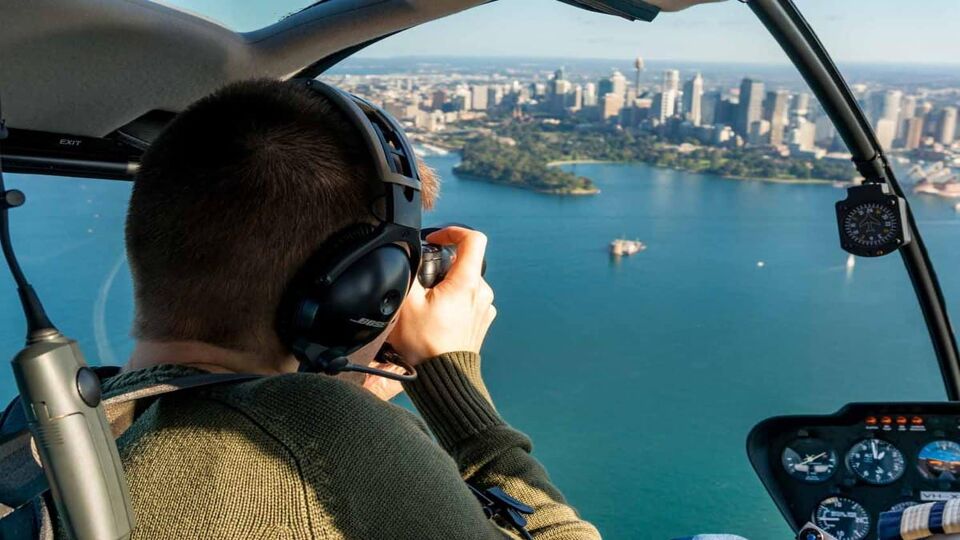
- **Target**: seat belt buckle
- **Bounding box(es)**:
[468,484,534,539]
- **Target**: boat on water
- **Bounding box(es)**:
[610,238,646,256]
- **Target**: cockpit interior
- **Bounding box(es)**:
[1,1,959,540]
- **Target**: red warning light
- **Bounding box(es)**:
[911,416,924,425]
[896,416,908,425]
[866,416,878,425]
[881,416,893,425]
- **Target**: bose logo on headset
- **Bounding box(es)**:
[350,318,389,329]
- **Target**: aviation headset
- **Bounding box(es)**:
[275,79,422,382]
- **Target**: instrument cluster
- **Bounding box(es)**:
[748,403,960,540]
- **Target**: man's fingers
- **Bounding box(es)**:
[425,227,487,285]
[402,278,427,307]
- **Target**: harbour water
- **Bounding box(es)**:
[2,157,959,538]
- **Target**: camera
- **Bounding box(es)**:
[417,225,487,288]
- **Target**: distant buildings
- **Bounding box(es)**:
[737,78,765,138]
[602,93,625,120]
[598,69,627,100]
[338,58,960,171]
[583,82,598,107]
[904,117,925,150]
[471,85,489,111]
[939,106,957,145]
[764,90,790,146]
[682,73,703,126]
[634,56,645,91]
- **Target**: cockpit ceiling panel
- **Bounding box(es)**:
[0,0,487,138]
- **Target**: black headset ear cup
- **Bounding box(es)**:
[277,223,412,356]
[310,224,380,268]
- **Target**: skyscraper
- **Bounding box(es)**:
[792,93,811,119]
[550,69,572,114]
[904,117,924,150]
[867,90,902,129]
[611,70,627,98]
[897,95,917,140]
[764,90,790,146]
[662,69,680,94]
[551,68,569,97]
[737,78,765,138]
[701,90,722,126]
[939,106,957,145]
[570,85,583,112]
[487,86,504,108]
[598,70,627,100]
[634,56,645,92]
[682,73,703,126]
[583,83,598,107]
[789,119,817,152]
[875,118,897,150]
[431,89,448,111]
[471,85,489,110]
[602,93,624,121]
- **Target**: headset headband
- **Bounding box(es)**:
[297,79,423,284]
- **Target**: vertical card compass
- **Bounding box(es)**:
[836,183,911,257]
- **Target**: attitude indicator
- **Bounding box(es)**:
[782,439,837,483]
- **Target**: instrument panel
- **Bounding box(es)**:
[748,403,960,540]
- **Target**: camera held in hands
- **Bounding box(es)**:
[417,225,487,288]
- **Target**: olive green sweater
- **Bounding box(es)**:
[100,352,601,539]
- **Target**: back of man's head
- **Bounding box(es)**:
[126,79,436,358]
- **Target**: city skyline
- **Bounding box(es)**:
[322,54,960,199]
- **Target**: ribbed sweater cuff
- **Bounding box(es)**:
[402,352,504,451]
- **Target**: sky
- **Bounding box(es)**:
[165,0,960,65]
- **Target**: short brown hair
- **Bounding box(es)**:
[126,79,437,355]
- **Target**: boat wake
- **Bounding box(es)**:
[94,253,126,365]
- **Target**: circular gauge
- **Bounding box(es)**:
[888,501,919,513]
[842,202,900,249]
[846,439,905,485]
[918,440,960,480]
[814,497,870,540]
[782,439,838,483]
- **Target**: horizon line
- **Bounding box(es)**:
[346,55,960,68]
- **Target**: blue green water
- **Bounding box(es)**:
[2,158,959,538]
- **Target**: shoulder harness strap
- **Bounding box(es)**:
[0,371,260,534]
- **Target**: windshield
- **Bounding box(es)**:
[150,0,326,31]
[3,1,960,539]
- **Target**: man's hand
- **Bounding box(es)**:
[645,0,727,12]
[387,227,497,365]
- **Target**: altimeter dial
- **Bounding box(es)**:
[846,439,905,485]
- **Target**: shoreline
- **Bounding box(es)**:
[452,170,600,196]
[547,158,843,186]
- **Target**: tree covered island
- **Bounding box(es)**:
[454,137,600,195]
[447,121,856,195]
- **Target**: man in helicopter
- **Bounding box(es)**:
[107,1,725,538]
